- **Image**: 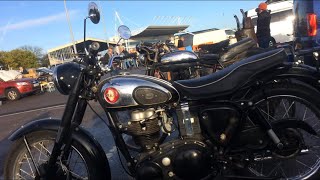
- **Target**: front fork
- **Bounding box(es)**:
[249,106,283,149]
[43,72,86,176]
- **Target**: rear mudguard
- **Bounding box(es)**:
[9,118,111,180]
[272,118,317,135]
[272,63,320,91]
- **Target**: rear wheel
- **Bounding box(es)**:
[6,88,21,100]
[246,83,320,179]
[4,130,102,180]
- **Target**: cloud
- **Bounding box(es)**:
[0,10,79,31]
[0,19,12,43]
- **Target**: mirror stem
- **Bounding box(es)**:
[84,17,89,55]
[116,38,122,46]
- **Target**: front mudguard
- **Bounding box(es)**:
[9,118,111,180]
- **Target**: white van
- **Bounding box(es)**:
[246,0,294,44]
[175,28,237,48]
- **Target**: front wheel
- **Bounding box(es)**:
[246,82,320,179]
[6,88,21,101]
[4,130,102,180]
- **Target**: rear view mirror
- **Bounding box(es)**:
[88,2,100,24]
[118,25,131,40]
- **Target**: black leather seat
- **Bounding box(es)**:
[172,48,287,100]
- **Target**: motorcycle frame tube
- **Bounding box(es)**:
[62,99,88,159]
[105,111,136,175]
[47,71,84,171]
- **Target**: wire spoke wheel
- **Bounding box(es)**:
[5,131,90,180]
[248,94,320,179]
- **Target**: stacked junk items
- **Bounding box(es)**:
[197,9,262,68]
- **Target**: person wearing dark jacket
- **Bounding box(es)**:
[256,2,271,48]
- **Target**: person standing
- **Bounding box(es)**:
[19,67,28,74]
[177,36,185,49]
[256,2,271,48]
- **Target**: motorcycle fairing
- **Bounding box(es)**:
[172,48,287,100]
[8,118,111,180]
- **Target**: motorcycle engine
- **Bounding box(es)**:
[123,108,162,150]
[135,139,214,180]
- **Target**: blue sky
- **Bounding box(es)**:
[0,1,261,52]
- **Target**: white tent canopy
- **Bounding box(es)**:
[0,70,22,81]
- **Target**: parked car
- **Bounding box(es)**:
[0,70,40,100]
[36,67,53,82]
[293,0,320,66]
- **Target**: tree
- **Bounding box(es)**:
[0,51,7,69]
[19,45,46,66]
[40,54,50,67]
[2,49,38,69]
[19,45,43,59]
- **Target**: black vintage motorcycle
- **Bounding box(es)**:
[5,2,320,180]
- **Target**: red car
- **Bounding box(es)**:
[0,77,41,100]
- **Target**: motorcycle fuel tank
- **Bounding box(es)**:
[161,50,198,64]
[158,50,199,72]
[97,74,180,109]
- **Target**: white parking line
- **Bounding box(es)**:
[0,104,65,118]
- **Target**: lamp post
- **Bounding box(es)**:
[63,0,77,55]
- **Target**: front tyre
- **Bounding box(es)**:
[4,130,102,180]
[246,82,320,179]
[6,88,21,101]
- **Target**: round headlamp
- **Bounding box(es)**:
[53,62,81,95]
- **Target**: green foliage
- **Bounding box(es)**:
[19,45,43,59]
[19,45,49,67]
[0,49,38,69]
[40,54,50,67]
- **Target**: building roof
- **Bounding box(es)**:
[47,37,117,53]
[192,28,220,34]
[130,25,189,39]
[174,28,224,36]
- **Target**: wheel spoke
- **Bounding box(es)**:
[24,154,35,178]
[23,136,40,176]
[70,171,88,180]
[303,107,308,121]
[296,160,312,170]
[17,173,27,180]
[282,100,295,118]
[258,108,277,121]
[279,166,287,178]
[20,167,35,178]
[267,161,282,177]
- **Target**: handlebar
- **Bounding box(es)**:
[99,53,137,73]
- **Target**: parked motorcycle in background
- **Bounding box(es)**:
[135,9,270,81]
[5,2,320,180]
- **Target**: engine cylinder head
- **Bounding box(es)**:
[131,108,157,122]
[125,108,161,150]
